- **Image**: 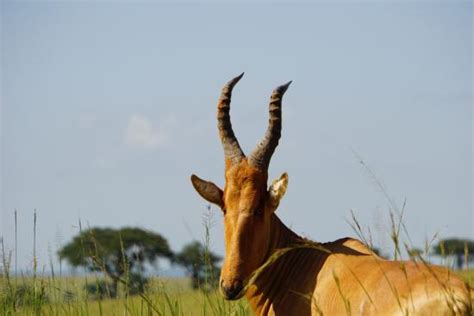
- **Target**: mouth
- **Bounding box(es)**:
[219,279,246,300]
[220,287,246,300]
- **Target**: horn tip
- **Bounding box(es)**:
[225,72,245,89]
[234,72,245,82]
[274,80,292,95]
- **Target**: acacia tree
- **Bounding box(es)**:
[58,227,173,295]
[175,241,221,290]
[407,247,424,260]
[433,238,474,270]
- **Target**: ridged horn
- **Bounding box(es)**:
[217,73,245,165]
[249,81,292,170]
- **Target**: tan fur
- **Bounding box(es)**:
[191,159,471,315]
[191,77,471,315]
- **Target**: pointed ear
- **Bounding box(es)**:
[268,172,288,210]
[190,174,224,209]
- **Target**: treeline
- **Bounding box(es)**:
[58,227,221,298]
[372,238,474,269]
[57,226,474,299]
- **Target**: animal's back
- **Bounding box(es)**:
[311,238,471,315]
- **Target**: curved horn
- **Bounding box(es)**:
[217,73,245,165]
[249,81,292,170]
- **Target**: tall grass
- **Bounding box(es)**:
[0,208,249,316]
[1,157,472,315]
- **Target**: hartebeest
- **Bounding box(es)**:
[190,74,471,315]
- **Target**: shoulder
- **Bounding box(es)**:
[324,237,376,256]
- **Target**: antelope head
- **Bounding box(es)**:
[190,73,291,300]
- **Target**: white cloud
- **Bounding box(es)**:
[124,114,169,149]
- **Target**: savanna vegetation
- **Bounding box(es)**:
[1,209,473,315]
[1,175,473,315]
[0,209,250,316]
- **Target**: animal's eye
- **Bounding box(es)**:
[254,209,263,216]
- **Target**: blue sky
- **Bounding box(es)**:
[1,1,472,272]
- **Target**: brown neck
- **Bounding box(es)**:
[244,214,312,314]
[265,214,304,257]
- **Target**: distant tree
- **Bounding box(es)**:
[58,227,173,296]
[175,241,221,290]
[407,247,424,260]
[370,247,382,256]
[433,238,474,270]
[369,246,389,259]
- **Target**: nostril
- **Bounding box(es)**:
[221,279,243,299]
[232,279,243,292]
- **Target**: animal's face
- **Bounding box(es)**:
[190,73,291,300]
[191,160,288,300]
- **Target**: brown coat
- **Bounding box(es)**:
[191,75,471,316]
[244,216,471,315]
